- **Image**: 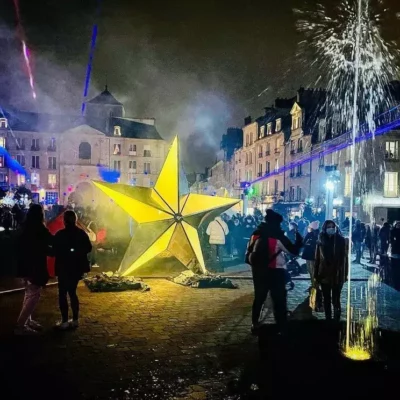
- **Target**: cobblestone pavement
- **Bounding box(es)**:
[1,259,400,399]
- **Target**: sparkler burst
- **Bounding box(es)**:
[296,0,399,132]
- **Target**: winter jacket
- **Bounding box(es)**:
[206,217,229,245]
[249,222,303,270]
[314,233,348,285]
[390,228,400,256]
[302,230,319,261]
[54,226,93,280]
[379,224,391,244]
[16,224,53,287]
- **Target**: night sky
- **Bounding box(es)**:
[1,0,400,170]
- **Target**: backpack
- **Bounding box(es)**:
[245,231,282,267]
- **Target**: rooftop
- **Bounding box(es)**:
[86,86,123,106]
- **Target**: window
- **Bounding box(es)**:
[48,157,56,170]
[250,133,254,145]
[258,163,263,176]
[144,150,151,157]
[129,143,136,152]
[0,173,7,183]
[31,172,40,185]
[319,153,324,167]
[266,143,270,155]
[113,144,121,155]
[344,171,351,197]
[245,153,249,165]
[249,152,253,164]
[332,113,340,135]
[258,146,263,158]
[16,155,25,166]
[48,174,57,186]
[114,126,121,136]
[17,174,25,186]
[266,161,270,174]
[31,156,40,169]
[290,167,295,178]
[274,179,279,194]
[0,156,4,168]
[17,138,25,150]
[290,186,295,201]
[275,138,279,151]
[31,139,39,151]
[128,173,136,185]
[144,162,151,174]
[384,172,398,197]
[260,126,265,138]
[275,159,279,172]
[297,186,302,201]
[48,138,56,151]
[292,114,301,130]
[0,137,5,148]
[319,119,326,142]
[298,139,303,152]
[275,119,282,132]
[246,134,249,146]
[46,192,58,204]
[129,160,137,170]
[79,142,91,159]
[297,164,302,176]
[0,118,8,128]
[267,123,272,135]
[290,140,296,154]
[385,141,398,159]
[113,160,121,171]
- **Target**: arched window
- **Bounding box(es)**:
[79,142,91,160]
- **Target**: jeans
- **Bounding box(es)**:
[320,283,343,320]
[17,281,42,327]
[58,277,80,322]
[354,241,362,262]
[251,268,287,330]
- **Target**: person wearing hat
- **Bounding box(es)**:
[247,209,303,335]
[302,221,320,284]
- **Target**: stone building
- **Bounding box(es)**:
[0,87,168,204]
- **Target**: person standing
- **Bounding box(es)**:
[352,220,364,264]
[54,211,92,329]
[15,204,53,335]
[314,220,348,321]
[206,215,229,263]
[379,222,391,256]
[302,221,320,284]
[369,222,379,263]
[246,209,303,334]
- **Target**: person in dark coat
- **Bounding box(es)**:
[390,221,400,256]
[379,222,391,256]
[314,220,348,321]
[240,216,256,260]
[15,204,53,335]
[352,220,364,264]
[54,210,92,330]
[302,221,320,284]
[369,222,380,263]
[248,209,302,334]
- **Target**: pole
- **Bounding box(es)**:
[346,0,362,352]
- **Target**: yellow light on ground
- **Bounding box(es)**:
[93,136,239,276]
[343,346,371,361]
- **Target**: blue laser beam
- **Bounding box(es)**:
[0,146,27,176]
[81,0,101,115]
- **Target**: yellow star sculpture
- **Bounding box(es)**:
[92,137,239,276]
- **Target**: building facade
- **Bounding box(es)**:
[0,88,168,205]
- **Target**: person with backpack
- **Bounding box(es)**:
[246,209,303,335]
[54,210,92,330]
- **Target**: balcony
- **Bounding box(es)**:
[290,149,296,155]
[31,165,40,169]
[17,146,25,151]
[296,172,302,177]
[265,150,270,156]
[290,172,295,178]
[297,147,303,153]
[257,172,262,177]
[129,151,137,156]
[48,165,57,170]
[47,146,57,152]
[31,146,40,151]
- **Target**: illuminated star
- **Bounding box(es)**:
[93,137,239,276]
